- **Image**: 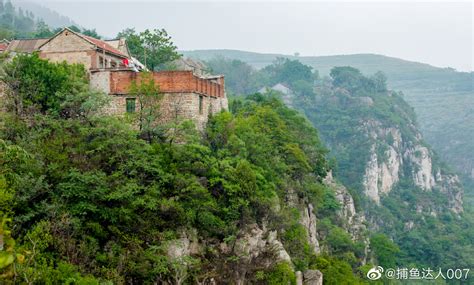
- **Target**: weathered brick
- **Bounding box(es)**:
[93,70,228,129]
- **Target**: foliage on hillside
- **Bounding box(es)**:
[13,0,77,29]
[0,55,373,283]
[288,64,474,270]
[187,49,474,188]
[206,56,474,275]
[0,0,36,39]
[207,57,318,99]
[0,0,99,40]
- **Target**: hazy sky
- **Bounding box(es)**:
[32,1,474,71]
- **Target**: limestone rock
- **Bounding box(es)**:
[166,229,202,260]
[406,145,435,191]
[296,271,303,285]
[299,203,320,254]
[360,124,404,204]
[303,270,323,285]
[324,171,369,263]
[357,96,374,106]
[363,149,380,204]
[167,237,191,260]
[357,119,462,213]
[232,224,292,265]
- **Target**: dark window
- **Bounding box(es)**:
[126,98,136,113]
[199,96,203,115]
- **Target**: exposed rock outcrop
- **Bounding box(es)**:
[361,123,403,204]
[325,171,366,238]
[296,269,324,285]
[230,224,292,265]
[405,145,435,191]
[359,120,463,213]
[299,203,321,254]
[287,187,321,254]
[324,171,369,263]
[166,229,202,259]
[303,270,323,285]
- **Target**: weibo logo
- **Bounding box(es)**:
[367,266,384,280]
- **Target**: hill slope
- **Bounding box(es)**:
[183,50,474,185]
[12,0,77,28]
[195,55,474,272]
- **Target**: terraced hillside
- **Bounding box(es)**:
[183,50,474,187]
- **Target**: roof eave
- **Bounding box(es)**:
[95,47,128,59]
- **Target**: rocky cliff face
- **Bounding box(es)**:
[286,187,322,255]
[325,171,366,240]
[359,119,463,213]
[161,174,369,284]
[298,202,321,254]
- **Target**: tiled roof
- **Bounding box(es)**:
[82,35,128,58]
[0,43,8,51]
[105,38,130,58]
[6,38,48,53]
[3,28,129,59]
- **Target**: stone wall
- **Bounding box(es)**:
[40,29,96,69]
[102,92,228,130]
[41,51,94,69]
[40,29,92,53]
[91,70,228,130]
[102,96,130,116]
[39,29,124,70]
[90,71,111,94]
[160,92,227,129]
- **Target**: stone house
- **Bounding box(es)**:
[2,28,227,129]
[90,70,227,130]
[38,28,131,70]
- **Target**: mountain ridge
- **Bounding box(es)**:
[182,49,472,74]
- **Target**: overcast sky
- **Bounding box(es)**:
[32,1,474,71]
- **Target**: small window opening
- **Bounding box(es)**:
[199,96,203,115]
[126,98,136,113]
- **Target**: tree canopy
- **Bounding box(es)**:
[118,28,181,71]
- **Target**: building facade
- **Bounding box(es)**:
[38,28,130,70]
[2,28,227,128]
[90,70,227,129]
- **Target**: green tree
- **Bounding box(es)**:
[67,25,81,33]
[261,57,316,87]
[371,71,388,92]
[206,57,258,95]
[33,20,54,38]
[118,28,181,71]
[0,53,88,116]
[370,233,400,268]
[329,66,376,93]
[81,28,100,38]
[128,72,163,143]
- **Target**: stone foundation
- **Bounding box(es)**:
[102,92,228,130]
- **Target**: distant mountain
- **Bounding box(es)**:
[183,49,474,187]
[12,0,77,28]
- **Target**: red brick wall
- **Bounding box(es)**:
[108,70,225,98]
